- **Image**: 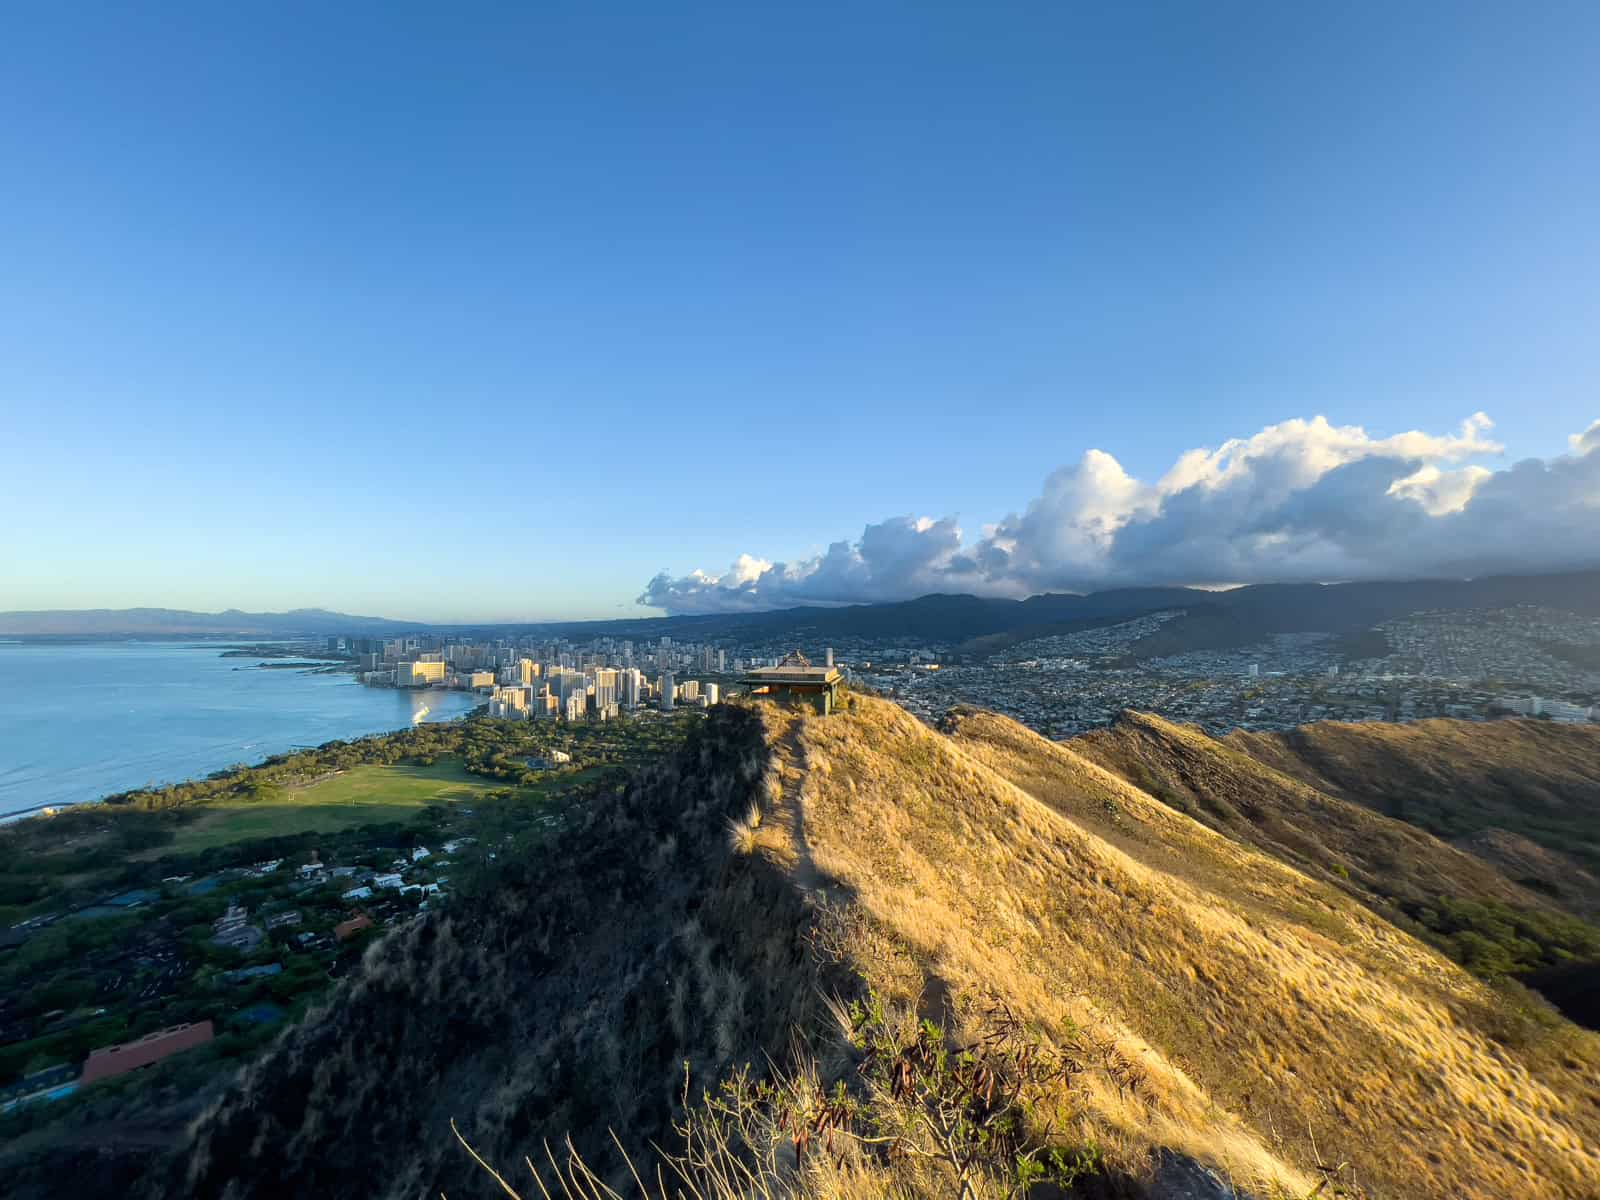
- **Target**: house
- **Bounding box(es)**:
[373,873,404,890]
[79,1022,215,1085]
[341,886,373,902]
[212,903,264,952]
[333,913,373,942]
[213,924,263,952]
[410,846,431,862]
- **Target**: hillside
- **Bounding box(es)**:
[1057,711,1600,1008]
[75,696,1591,1200]
[1224,718,1600,882]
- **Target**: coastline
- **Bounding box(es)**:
[0,695,484,826]
[0,641,483,820]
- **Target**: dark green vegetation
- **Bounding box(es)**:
[0,712,691,932]
[1074,711,1600,1023]
[0,710,700,1198]
[161,704,810,1200]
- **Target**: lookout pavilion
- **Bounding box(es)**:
[740,650,842,715]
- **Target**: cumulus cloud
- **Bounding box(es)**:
[1571,418,1600,457]
[638,413,1600,613]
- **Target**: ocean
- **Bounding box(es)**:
[0,641,480,817]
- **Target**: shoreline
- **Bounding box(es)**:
[0,695,483,826]
[0,644,484,822]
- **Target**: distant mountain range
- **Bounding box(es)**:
[5,567,1598,642]
[0,607,418,637]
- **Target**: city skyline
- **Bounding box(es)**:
[5,4,1599,621]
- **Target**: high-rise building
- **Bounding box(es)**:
[534,687,559,720]
[489,684,530,718]
[704,682,720,705]
[564,689,587,722]
[825,647,834,668]
[620,668,642,708]
[659,672,675,711]
[593,668,619,712]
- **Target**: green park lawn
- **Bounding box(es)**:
[144,760,523,856]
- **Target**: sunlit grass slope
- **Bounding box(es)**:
[751,697,1600,1200]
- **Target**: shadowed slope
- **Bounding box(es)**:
[1063,711,1573,923]
[1453,828,1600,920]
[161,705,823,1200]
[1224,718,1600,882]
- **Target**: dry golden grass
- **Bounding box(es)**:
[744,697,1600,1200]
[1226,717,1600,889]
[1056,709,1581,936]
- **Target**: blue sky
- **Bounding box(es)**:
[3,2,1597,621]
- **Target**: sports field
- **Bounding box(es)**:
[147,760,526,855]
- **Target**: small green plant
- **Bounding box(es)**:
[833,992,1102,1200]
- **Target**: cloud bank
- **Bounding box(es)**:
[639,414,1600,614]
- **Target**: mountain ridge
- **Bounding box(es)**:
[44,695,1589,1200]
[0,607,420,637]
[6,566,1599,639]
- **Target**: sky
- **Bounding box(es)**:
[2,2,1597,622]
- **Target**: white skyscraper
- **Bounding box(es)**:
[825,647,834,667]
[593,668,619,712]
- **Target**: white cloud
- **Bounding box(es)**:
[1570,418,1600,457]
[639,413,1600,613]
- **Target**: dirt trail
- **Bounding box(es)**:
[766,718,841,903]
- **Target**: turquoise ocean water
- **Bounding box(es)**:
[0,641,478,817]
